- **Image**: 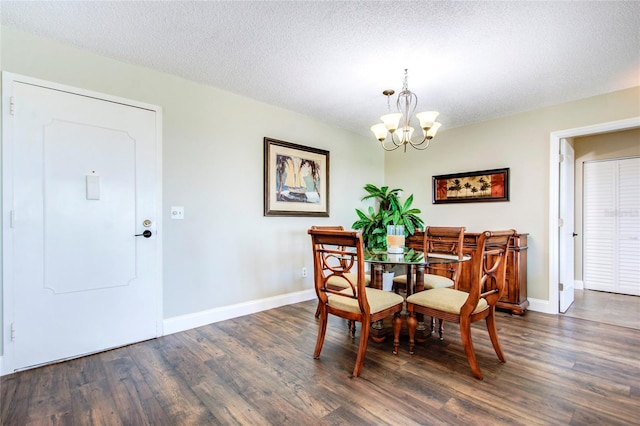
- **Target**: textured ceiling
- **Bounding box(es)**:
[2,1,639,138]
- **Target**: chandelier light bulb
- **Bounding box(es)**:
[397,126,415,143]
[381,113,402,133]
[426,122,442,140]
[371,123,388,141]
[416,111,439,130]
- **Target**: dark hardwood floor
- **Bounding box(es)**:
[1,300,639,425]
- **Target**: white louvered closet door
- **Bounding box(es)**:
[583,157,640,296]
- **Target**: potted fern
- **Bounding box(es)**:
[352,184,424,250]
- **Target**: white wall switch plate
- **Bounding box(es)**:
[171,206,184,219]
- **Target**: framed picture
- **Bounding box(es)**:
[264,137,330,217]
[432,168,509,204]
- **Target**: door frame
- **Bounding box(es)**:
[546,116,640,315]
[1,72,163,375]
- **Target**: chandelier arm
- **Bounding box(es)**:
[410,135,430,147]
[380,139,402,151]
[406,137,432,150]
[389,132,404,147]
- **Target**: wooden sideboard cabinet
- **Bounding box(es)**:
[457,232,529,315]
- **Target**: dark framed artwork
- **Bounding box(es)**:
[432,168,509,204]
[264,137,330,217]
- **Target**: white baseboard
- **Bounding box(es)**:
[163,289,316,336]
[527,297,557,315]
[575,280,584,290]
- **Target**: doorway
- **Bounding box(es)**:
[2,73,163,373]
[548,117,640,315]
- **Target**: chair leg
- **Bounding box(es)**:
[352,320,370,377]
[349,320,356,339]
[437,318,445,340]
[313,311,328,359]
[314,301,321,318]
[460,317,483,380]
[486,309,506,362]
[407,312,418,355]
[392,313,402,355]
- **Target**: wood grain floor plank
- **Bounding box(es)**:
[69,379,123,426]
[100,351,166,426]
[201,323,329,424]
[127,339,218,424]
[24,363,72,425]
[1,373,32,426]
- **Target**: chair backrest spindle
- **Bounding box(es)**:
[424,226,466,287]
[461,230,514,316]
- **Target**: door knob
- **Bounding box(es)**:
[135,230,152,238]
[572,232,578,237]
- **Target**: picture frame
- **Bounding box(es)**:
[264,137,330,217]
[432,168,509,204]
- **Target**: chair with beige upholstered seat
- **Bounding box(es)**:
[309,228,404,377]
[310,226,370,319]
[392,226,465,293]
[406,229,516,380]
[393,226,465,336]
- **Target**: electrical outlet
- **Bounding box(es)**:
[302,267,308,278]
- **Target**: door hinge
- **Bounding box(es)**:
[558,218,564,227]
[559,282,564,291]
[9,96,15,115]
[559,153,564,162]
[11,322,15,341]
[10,210,16,228]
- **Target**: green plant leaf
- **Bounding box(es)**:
[354,209,368,220]
[402,194,414,211]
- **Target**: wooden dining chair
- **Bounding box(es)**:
[392,226,465,336]
[309,228,405,377]
[310,226,371,290]
[310,226,371,318]
[392,226,466,293]
[406,229,516,380]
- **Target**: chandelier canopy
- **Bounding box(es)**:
[370,69,441,152]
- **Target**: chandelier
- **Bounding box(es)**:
[370,69,441,152]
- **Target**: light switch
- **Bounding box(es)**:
[171,206,184,220]
[86,175,100,200]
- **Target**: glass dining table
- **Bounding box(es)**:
[364,248,467,295]
[363,247,470,342]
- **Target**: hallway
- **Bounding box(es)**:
[563,289,640,330]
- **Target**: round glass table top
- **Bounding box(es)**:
[363,248,469,265]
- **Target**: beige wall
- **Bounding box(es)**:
[385,87,640,301]
[573,128,640,280]
[0,27,383,325]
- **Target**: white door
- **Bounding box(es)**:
[2,74,162,372]
[559,138,575,312]
[583,157,640,296]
